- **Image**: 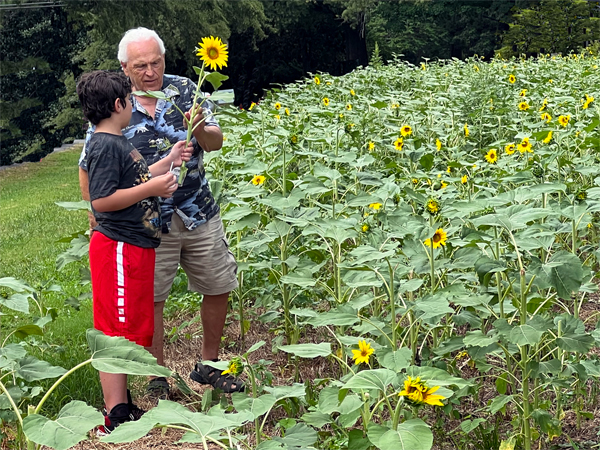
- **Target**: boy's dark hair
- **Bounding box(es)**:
[76,71,131,125]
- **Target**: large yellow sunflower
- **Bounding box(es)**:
[508,74,516,84]
[424,228,447,249]
[401,125,413,137]
[543,131,553,144]
[352,340,374,365]
[558,115,570,127]
[485,148,498,164]
[518,137,532,153]
[394,137,404,151]
[399,376,446,406]
[518,101,530,111]
[196,36,228,71]
[252,175,266,186]
[505,143,516,155]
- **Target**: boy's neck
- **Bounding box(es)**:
[95,116,124,135]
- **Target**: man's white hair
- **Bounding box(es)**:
[117,27,165,63]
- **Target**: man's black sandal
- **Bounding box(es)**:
[147,377,170,400]
[190,362,245,393]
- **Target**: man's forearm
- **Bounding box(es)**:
[193,125,223,152]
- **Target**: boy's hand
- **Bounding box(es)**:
[148,173,178,198]
[169,140,193,167]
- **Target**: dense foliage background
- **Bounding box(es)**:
[0,0,598,165]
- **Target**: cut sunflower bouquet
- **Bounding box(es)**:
[134,36,230,185]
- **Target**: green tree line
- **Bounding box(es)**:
[1,0,598,165]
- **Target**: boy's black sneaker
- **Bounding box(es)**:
[96,403,133,437]
[96,394,145,437]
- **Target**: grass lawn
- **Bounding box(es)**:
[0,148,102,413]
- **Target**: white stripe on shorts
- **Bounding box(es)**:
[116,241,125,323]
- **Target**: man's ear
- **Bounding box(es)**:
[121,61,129,77]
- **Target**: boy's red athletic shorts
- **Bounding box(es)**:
[89,232,155,347]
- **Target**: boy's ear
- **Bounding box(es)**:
[114,98,124,113]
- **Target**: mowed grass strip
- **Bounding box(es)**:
[0,148,103,413]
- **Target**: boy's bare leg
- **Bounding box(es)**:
[99,372,128,412]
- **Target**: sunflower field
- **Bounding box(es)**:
[197,51,600,450]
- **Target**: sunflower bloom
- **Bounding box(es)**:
[352,340,374,365]
[505,143,516,155]
[539,98,549,111]
[424,228,447,249]
[461,175,468,184]
[361,224,369,232]
[464,123,470,137]
[350,89,356,96]
[401,125,413,137]
[518,137,532,153]
[346,103,352,111]
[196,36,228,71]
[436,139,442,151]
[518,101,530,111]
[323,97,330,107]
[558,115,570,127]
[426,199,440,215]
[314,76,321,85]
[485,148,498,164]
[369,202,382,211]
[541,113,552,123]
[394,137,404,151]
[252,175,266,186]
[274,102,282,110]
[285,107,290,116]
[221,357,244,377]
[543,131,553,144]
[508,74,516,84]
[519,89,527,97]
[368,141,375,151]
[399,376,446,406]
[583,94,594,109]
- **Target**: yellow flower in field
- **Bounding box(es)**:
[274,102,282,110]
[539,98,549,111]
[323,97,330,106]
[474,65,479,72]
[424,228,447,249]
[401,125,413,137]
[583,94,594,109]
[461,175,468,184]
[352,340,374,365]
[314,76,321,85]
[368,141,375,151]
[518,101,530,111]
[221,357,243,376]
[326,82,331,85]
[446,166,451,174]
[251,175,266,186]
[346,103,352,111]
[426,199,440,215]
[518,137,532,153]
[464,123,470,137]
[290,135,298,144]
[543,131,553,144]
[285,107,290,116]
[274,114,280,120]
[369,202,382,211]
[519,89,527,97]
[505,143,516,155]
[558,115,570,127]
[391,103,400,109]
[421,62,426,70]
[196,36,228,70]
[436,139,442,151]
[541,112,552,123]
[399,376,446,406]
[441,181,448,189]
[508,74,516,84]
[485,148,498,164]
[394,137,404,151]
[339,113,344,119]
[362,224,369,232]
[548,79,553,83]
[350,89,356,96]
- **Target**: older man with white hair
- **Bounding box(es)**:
[79,27,243,398]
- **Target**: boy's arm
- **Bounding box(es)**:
[79,167,98,229]
[148,140,193,176]
[92,172,178,213]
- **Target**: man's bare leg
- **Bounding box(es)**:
[200,292,229,360]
